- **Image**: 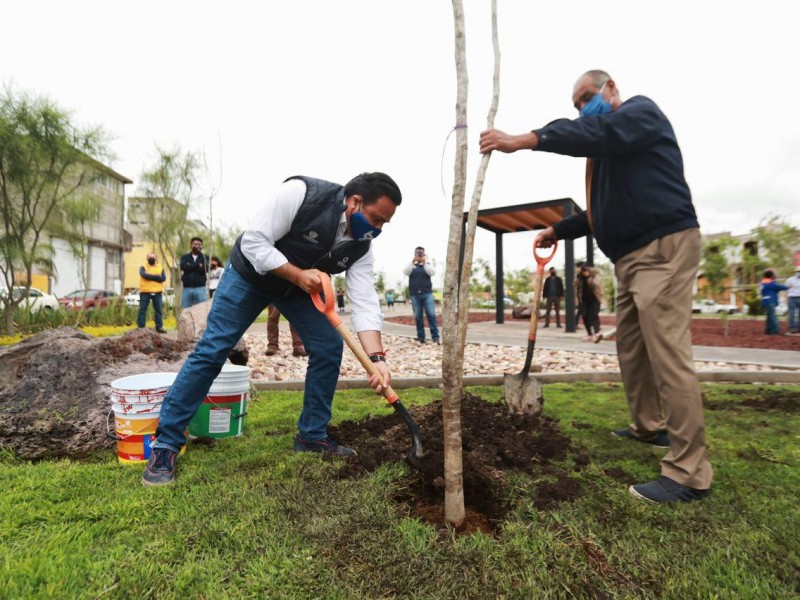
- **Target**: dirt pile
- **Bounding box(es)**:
[330,393,587,531]
[0,328,192,460]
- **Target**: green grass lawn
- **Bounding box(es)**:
[2,384,798,598]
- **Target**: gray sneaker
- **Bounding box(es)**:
[629,476,710,503]
[612,428,670,449]
[142,448,177,486]
[293,435,356,457]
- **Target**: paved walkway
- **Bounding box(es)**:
[371,304,799,370]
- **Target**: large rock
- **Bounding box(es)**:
[177,300,249,365]
[0,328,191,460]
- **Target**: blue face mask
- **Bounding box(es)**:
[580,82,612,117]
[350,211,382,241]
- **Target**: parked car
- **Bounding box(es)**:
[58,289,121,310]
[124,289,140,307]
[1,286,60,313]
[691,299,738,315]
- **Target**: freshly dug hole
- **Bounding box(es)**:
[329,392,586,530]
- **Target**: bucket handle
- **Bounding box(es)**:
[204,392,249,419]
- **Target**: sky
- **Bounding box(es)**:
[3,0,799,289]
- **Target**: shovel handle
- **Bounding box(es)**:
[311,273,399,404]
[528,239,557,341]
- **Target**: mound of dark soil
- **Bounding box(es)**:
[330,393,587,532]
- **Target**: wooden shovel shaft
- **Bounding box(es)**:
[334,322,399,403]
[521,264,547,374]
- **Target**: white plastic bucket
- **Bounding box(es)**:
[111,372,177,403]
[110,372,178,463]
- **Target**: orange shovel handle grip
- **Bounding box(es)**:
[310,273,342,328]
[310,273,398,403]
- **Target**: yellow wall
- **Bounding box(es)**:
[15,273,50,293]
[124,243,174,292]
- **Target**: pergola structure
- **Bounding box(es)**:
[460,198,594,332]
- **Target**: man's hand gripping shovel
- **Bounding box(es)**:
[503,240,557,415]
[310,274,428,472]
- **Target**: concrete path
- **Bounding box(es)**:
[372,305,799,370]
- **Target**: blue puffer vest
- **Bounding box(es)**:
[408,264,433,295]
[229,176,371,296]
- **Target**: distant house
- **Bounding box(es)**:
[36,161,133,297]
[696,230,798,308]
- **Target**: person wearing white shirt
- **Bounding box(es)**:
[143,173,402,487]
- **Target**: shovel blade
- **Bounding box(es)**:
[504,373,544,417]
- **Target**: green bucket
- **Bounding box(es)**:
[189,376,249,438]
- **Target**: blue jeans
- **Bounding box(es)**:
[154,267,343,452]
[181,286,207,309]
[410,292,439,342]
[137,293,163,329]
[764,304,780,335]
[788,297,800,332]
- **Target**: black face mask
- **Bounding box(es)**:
[147,258,156,266]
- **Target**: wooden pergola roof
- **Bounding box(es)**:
[473,198,580,234]
[461,198,594,330]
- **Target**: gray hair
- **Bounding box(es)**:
[582,69,611,88]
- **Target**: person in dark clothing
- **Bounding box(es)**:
[760,270,788,335]
[542,267,564,328]
[180,237,209,308]
[336,287,346,313]
[479,69,712,504]
[575,264,603,340]
[403,247,439,344]
[142,172,401,487]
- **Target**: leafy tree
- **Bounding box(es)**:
[0,85,107,334]
[700,235,737,300]
[751,216,799,278]
[504,267,531,300]
[374,270,386,294]
[206,224,239,266]
[137,145,201,314]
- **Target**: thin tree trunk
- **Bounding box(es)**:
[457,0,500,351]
[442,0,469,528]
[442,0,501,528]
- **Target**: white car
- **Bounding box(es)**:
[3,286,60,313]
[124,289,140,307]
[692,299,738,315]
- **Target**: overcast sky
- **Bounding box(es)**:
[3,1,798,288]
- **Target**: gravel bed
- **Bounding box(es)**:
[242,330,777,382]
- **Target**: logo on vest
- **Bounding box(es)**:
[302,230,319,244]
[337,256,350,269]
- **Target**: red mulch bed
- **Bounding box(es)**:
[386,312,800,351]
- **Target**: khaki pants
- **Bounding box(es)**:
[614,228,713,489]
[267,304,304,352]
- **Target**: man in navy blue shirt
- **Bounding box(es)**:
[480,70,712,504]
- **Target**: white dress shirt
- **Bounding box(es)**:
[240,179,383,332]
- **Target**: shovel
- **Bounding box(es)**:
[504,240,557,415]
[310,273,427,471]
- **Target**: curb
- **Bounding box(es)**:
[252,370,800,392]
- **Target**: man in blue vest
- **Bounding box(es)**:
[403,247,440,344]
[479,70,712,504]
[143,173,401,486]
